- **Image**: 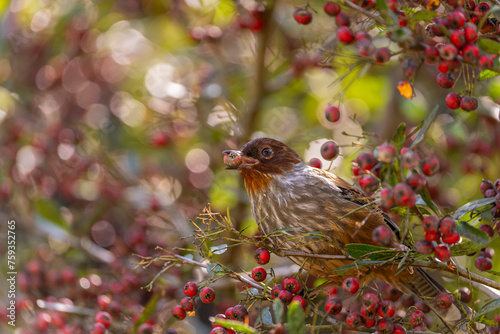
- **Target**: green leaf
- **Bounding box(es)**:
[478,69,500,81]
[305,231,327,239]
[418,187,441,215]
[474,298,500,320]
[212,318,258,333]
[487,270,500,276]
[410,10,437,28]
[449,240,487,257]
[455,221,490,245]
[210,244,228,255]
[34,198,68,229]
[478,38,500,54]
[258,307,273,326]
[409,105,438,149]
[453,198,495,220]
[207,263,229,275]
[344,243,398,260]
[134,294,158,328]
[392,122,407,151]
[273,298,284,324]
[287,300,306,334]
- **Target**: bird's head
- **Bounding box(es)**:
[223,138,303,193]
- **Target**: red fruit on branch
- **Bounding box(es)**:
[293,8,312,25]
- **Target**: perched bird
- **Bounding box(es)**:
[224,137,486,334]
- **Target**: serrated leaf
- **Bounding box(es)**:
[212,318,258,333]
[344,243,398,260]
[456,221,490,245]
[273,299,284,323]
[207,263,228,275]
[260,307,273,325]
[35,198,68,229]
[287,300,306,334]
[479,69,500,81]
[453,197,495,220]
[449,240,486,257]
[409,105,438,149]
[478,38,500,54]
[419,187,441,215]
[392,122,407,150]
[474,299,500,320]
[211,244,228,255]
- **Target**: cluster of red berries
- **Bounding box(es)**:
[171,282,216,321]
[480,178,500,222]
[211,304,248,334]
[270,277,307,310]
[251,247,271,282]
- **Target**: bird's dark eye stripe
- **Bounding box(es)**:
[261,147,273,157]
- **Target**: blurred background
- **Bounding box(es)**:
[0,0,500,332]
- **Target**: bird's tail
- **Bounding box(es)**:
[402,267,487,334]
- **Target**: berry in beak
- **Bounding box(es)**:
[223,150,258,169]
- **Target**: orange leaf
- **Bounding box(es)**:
[397,81,413,99]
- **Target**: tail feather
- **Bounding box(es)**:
[402,267,487,334]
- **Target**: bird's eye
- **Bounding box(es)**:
[261,147,273,158]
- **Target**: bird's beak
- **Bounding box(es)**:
[223,150,258,169]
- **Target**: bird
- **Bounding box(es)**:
[223,137,486,334]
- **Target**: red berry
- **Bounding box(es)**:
[278,290,293,304]
[437,59,460,73]
[445,92,461,109]
[360,304,377,318]
[251,266,267,282]
[406,173,426,192]
[325,298,342,315]
[438,43,458,61]
[448,11,466,28]
[424,45,439,63]
[439,217,456,237]
[372,225,392,246]
[212,314,226,328]
[91,323,106,334]
[151,132,170,147]
[474,2,491,17]
[380,187,394,210]
[210,328,228,334]
[434,245,451,262]
[225,307,234,319]
[254,247,270,264]
[271,284,283,299]
[324,105,341,122]
[362,293,380,311]
[450,30,466,48]
[180,297,197,312]
[183,282,198,297]
[479,55,494,69]
[435,292,453,309]
[486,189,497,198]
[459,287,472,303]
[377,300,396,318]
[393,183,416,207]
[393,324,407,334]
[323,1,341,16]
[309,158,322,169]
[283,277,301,294]
[356,152,377,171]
[409,310,425,326]
[462,44,479,62]
[337,26,354,44]
[464,23,478,42]
[138,323,153,334]
[442,231,460,244]
[475,256,493,271]
[375,47,391,64]
[359,174,379,195]
[293,8,312,25]
[346,312,363,329]
[321,141,340,160]
[357,41,376,57]
[376,318,394,334]
[402,150,419,169]
[232,304,248,321]
[480,180,494,194]
[421,156,439,176]
[172,305,186,320]
[342,277,360,294]
[375,143,396,163]
[416,239,435,254]
[291,295,307,309]
[436,72,455,89]
[200,287,216,303]
[335,12,350,26]
[95,312,112,329]
[479,224,494,237]
[362,316,377,327]
[460,96,478,111]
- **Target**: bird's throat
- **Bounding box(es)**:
[239,168,271,196]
